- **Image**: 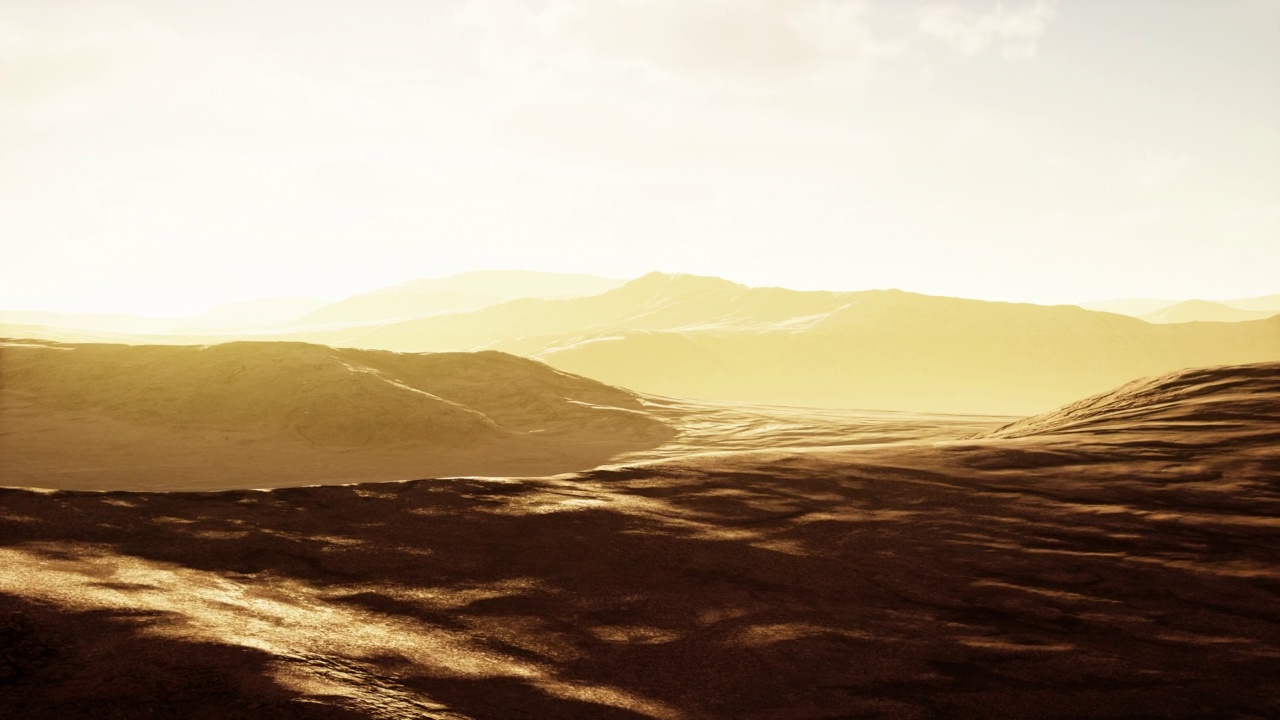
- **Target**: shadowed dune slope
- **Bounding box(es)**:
[0,339,673,490]
[985,361,1280,439]
[0,364,1277,718]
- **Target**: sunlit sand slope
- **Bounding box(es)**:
[0,339,673,490]
[0,363,1276,718]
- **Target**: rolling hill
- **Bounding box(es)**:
[0,362,1276,718]
[0,339,672,490]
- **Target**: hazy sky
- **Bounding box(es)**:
[2,0,1278,315]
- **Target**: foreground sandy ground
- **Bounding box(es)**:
[0,363,1277,718]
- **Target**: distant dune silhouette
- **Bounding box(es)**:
[3,273,1278,415]
[327,273,1280,414]
[1143,299,1278,324]
[295,270,624,327]
[1083,293,1280,320]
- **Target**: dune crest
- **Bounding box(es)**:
[985,361,1280,439]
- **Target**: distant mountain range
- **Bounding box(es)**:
[282,272,1279,414]
[1141,299,1279,324]
[292,270,624,327]
[0,271,623,334]
[1082,294,1280,323]
[3,272,1277,415]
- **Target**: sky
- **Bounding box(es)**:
[2,0,1278,316]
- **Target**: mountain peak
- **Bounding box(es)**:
[618,272,747,296]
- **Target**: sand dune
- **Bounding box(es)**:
[0,338,1005,491]
[0,363,1276,718]
[987,361,1280,439]
[0,339,673,490]
[616,397,1005,463]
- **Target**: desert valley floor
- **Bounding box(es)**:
[1,341,1278,719]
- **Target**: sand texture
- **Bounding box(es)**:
[0,361,1277,718]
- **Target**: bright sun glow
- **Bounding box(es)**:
[2,0,1277,316]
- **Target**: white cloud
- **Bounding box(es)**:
[916,0,1058,59]
[454,0,902,95]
